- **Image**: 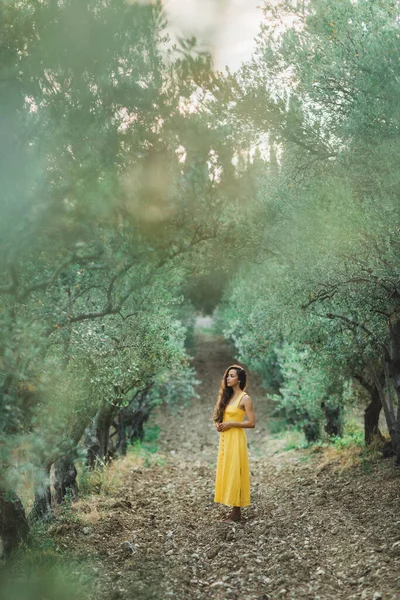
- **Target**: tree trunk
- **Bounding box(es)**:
[388,320,400,463]
[116,410,127,456]
[30,415,91,519]
[95,402,117,462]
[354,372,384,444]
[393,377,400,465]
[364,388,384,445]
[321,402,343,437]
[30,462,53,522]
[0,489,30,556]
[84,423,100,469]
[129,408,151,444]
[371,367,395,440]
[29,413,95,519]
[54,455,78,504]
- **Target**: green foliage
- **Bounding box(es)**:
[184,270,230,315]
[143,425,160,444]
[268,418,290,435]
[0,568,86,600]
[270,344,325,426]
[0,0,248,523]
[282,430,309,452]
[214,0,400,453]
[129,440,166,467]
[331,430,364,451]
[0,523,91,600]
[58,491,80,523]
[146,358,200,414]
[327,416,364,450]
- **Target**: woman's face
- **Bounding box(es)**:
[226,369,239,387]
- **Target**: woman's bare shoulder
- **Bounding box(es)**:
[240,393,253,407]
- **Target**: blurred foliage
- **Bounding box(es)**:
[0,0,256,544]
[184,270,230,315]
[0,522,91,600]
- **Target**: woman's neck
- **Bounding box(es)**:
[231,386,241,396]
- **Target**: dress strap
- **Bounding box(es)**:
[236,390,246,407]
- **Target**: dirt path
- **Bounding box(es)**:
[55,327,400,600]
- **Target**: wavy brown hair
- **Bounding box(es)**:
[213,364,247,423]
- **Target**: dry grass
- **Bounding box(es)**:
[69,445,165,522]
[314,437,384,472]
[316,444,363,471]
[77,461,125,497]
[66,499,103,525]
[9,440,164,527]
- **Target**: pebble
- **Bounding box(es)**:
[121,541,134,555]
[210,581,229,588]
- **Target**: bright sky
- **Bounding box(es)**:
[163,0,264,70]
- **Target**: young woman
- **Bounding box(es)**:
[213,364,256,522]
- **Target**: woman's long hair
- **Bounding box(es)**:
[213,365,247,423]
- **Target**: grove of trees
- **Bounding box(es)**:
[1,0,400,558]
[215,0,400,456]
[0,0,252,553]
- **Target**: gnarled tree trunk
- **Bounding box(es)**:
[85,423,100,469]
[370,320,400,464]
[388,320,400,464]
[30,416,93,519]
[364,388,384,445]
[321,402,343,437]
[116,410,127,456]
[129,407,151,443]
[54,455,78,504]
[354,372,384,445]
[95,402,117,463]
[30,462,53,522]
[0,489,30,556]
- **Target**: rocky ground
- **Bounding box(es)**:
[43,327,400,600]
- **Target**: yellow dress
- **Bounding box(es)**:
[214,391,250,507]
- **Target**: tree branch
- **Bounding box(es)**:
[314,311,374,338]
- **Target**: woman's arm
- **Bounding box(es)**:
[217,395,256,431]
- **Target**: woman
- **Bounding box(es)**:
[214,364,256,522]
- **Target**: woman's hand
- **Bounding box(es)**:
[217,422,232,432]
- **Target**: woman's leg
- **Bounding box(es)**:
[231,506,241,521]
[221,506,241,521]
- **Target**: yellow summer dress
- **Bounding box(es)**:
[214,390,250,507]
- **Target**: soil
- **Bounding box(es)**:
[47,327,400,600]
